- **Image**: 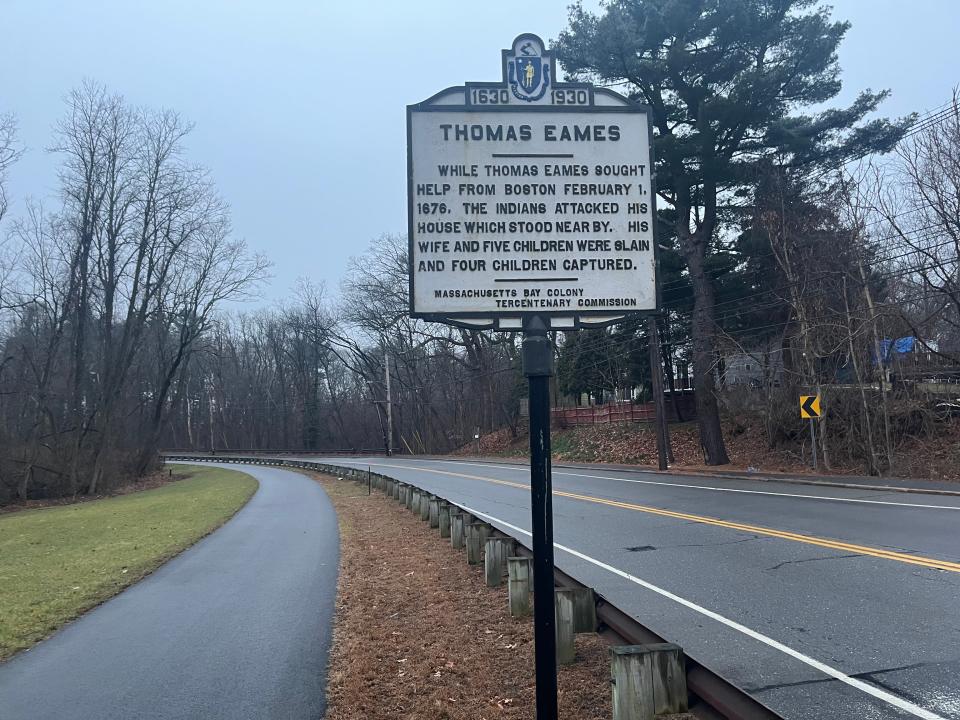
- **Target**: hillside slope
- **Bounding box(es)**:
[453,419,960,482]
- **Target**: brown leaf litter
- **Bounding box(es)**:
[314,474,613,720]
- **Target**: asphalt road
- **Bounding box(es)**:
[0,463,338,720]
[306,455,960,720]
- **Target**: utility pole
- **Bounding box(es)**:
[186,397,194,449]
[384,350,393,457]
[522,317,558,720]
[207,377,215,455]
[648,316,669,470]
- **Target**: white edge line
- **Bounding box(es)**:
[422,459,960,511]
[458,502,946,720]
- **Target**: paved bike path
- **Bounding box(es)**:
[0,463,338,720]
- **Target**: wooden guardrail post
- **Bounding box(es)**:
[478,523,490,555]
[428,498,440,528]
[451,512,466,550]
[484,537,514,587]
[466,523,483,565]
[420,494,432,521]
[408,489,418,512]
[438,502,451,538]
[610,644,687,720]
[567,587,598,633]
[507,557,533,616]
[555,589,576,665]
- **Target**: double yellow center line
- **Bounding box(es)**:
[366,462,960,574]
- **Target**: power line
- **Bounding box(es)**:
[650,96,957,276]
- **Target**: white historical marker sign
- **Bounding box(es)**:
[408,34,657,331]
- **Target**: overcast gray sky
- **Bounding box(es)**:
[2,0,958,305]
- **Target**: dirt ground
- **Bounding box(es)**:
[315,473,615,720]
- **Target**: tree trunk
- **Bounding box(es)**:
[857,257,894,472]
[659,326,684,422]
[818,400,832,471]
[684,240,730,465]
[87,410,114,495]
[17,464,32,502]
[843,277,878,474]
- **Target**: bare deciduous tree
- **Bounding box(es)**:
[0,84,265,502]
[879,93,960,356]
[0,111,22,224]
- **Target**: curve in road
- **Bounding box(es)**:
[0,463,338,720]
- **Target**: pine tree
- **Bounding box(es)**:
[555,0,910,463]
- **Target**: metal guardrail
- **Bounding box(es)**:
[166,454,783,720]
[161,449,387,457]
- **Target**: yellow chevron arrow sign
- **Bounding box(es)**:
[800,394,822,419]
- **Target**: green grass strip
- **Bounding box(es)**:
[0,465,258,660]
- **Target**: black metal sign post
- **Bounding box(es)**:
[522,317,558,719]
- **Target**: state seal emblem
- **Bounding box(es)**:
[507,36,551,102]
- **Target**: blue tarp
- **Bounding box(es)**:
[876,337,916,365]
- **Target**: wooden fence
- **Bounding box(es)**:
[551,403,656,427]
[551,391,696,427]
